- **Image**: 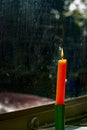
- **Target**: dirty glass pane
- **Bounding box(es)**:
[0,0,87,101]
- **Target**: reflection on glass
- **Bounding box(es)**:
[0,0,87,103]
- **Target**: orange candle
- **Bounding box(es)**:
[56,48,67,104]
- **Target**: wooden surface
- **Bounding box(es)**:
[0,93,87,130]
[0,92,53,113]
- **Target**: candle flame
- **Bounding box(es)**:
[61,48,64,59]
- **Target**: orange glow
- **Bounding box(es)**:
[61,48,64,59]
[56,49,67,105]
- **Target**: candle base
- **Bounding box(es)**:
[55,104,65,130]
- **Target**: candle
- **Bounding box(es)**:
[56,48,67,105]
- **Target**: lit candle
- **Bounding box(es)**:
[56,48,67,105]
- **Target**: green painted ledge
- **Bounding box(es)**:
[0,95,87,130]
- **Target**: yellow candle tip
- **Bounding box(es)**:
[61,48,64,59]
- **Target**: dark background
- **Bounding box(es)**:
[0,0,87,99]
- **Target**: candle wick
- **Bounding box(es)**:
[61,48,64,59]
